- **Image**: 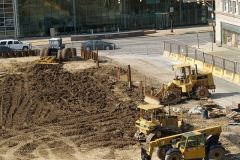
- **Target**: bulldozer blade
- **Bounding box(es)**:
[35,63,60,69]
[144,93,160,104]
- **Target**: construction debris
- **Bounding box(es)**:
[208,108,226,118]
[226,101,240,125]
[199,98,218,109]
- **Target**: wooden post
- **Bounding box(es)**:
[127,65,132,88]
[143,76,146,96]
[96,49,99,68]
[96,59,99,67]
[139,81,143,96]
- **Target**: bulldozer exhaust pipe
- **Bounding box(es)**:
[195,64,198,75]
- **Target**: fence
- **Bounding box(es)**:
[163,41,240,84]
[0,49,39,58]
[69,40,163,55]
[163,41,239,74]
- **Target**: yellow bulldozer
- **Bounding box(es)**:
[141,125,225,160]
[134,104,193,143]
[145,64,216,104]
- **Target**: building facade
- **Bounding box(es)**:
[215,0,240,48]
[0,0,210,38]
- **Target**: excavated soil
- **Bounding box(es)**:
[0,57,239,160]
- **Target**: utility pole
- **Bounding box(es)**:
[170,0,173,33]
[72,0,76,33]
[212,0,215,43]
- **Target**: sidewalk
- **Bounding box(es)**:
[149,25,213,36]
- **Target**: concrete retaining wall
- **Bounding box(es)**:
[163,50,240,85]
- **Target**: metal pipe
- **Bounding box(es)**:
[123,0,126,29]
[212,0,215,43]
[195,64,198,75]
[13,0,18,38]
[73,0,76,33]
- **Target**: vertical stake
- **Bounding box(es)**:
[143,76,146,96]
[139,81,143,96]
[127,65,132,88]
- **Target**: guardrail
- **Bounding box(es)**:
[163,41,240,85]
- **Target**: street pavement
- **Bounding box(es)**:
[20,25,240,66]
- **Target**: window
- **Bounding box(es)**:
[7,41,12,44]
[223,0,227,11]
[239,2,240,15]
[187,136,196,148]
[197,135,205,147]
[0,41,7,45]
[232,1,236,14]
[14,41,19,44]
[229,0,232,13]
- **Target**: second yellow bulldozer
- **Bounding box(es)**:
[134,104,193,143]
[145,64,216,104]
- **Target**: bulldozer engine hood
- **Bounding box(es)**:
[135,120,159,131]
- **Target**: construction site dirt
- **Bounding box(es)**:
[0,56,240,160]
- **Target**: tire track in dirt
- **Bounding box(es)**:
[3,75,24,127]
[36,125,82,159]
[0,127,56,160]
[5,139,33,157]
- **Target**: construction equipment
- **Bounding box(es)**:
[134,104,192,143]
[145,64,216,104]
[141,125,225,160]
[36,37,71,65]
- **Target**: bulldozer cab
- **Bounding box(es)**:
[172,64,198,93]
[138,104,165,122]
[179,131,206,159]
[48,38,65,49]
[136,104,179,131]
[173,64,195,81]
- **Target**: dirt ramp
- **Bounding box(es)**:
[0,64,144,154]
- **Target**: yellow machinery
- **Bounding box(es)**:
[36,38,71,66]
[134,104,192,143]
[141,125,225,160]
[145,64,216,104]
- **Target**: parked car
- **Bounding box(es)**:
[81,40,116,50]
[0,45,15,56]
[0,39,31,51]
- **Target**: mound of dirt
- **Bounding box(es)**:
[0,63,144,149]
